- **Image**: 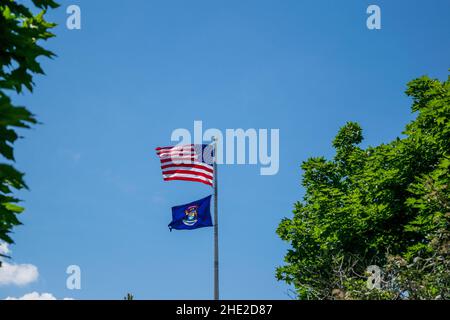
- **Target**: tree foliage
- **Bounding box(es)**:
[124,293,135,300]
[277,73,450,299]
[0,0,58,250]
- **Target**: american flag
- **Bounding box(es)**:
[155,144,215,187]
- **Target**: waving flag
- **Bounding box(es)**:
[155,140,220,299]
[168,195,213,231]
[155,144,215,186]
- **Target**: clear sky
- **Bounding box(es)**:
[1,0,449,299]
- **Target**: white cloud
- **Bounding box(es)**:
[0,242,10,255]
[0,242,39,287]
[4,292,73,300]
[0,244,72,300]
[0,262,39,286]
[5,292,57,300]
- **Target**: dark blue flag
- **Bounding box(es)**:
[169,195,213,231]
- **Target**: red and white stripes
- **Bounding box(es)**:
[155,144,214,187]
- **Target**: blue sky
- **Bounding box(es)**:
[1,0,449,299]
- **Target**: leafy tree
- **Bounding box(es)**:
[124,293,134,300]
[0,0,58,254]
[277,73,450,299]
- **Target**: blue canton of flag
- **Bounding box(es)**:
[168,195,213,231]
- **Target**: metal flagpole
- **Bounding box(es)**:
[213,137,219,300]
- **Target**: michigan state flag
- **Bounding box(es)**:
[169,195,213,231]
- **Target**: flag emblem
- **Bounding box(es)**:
[183,205,199,226]
[155,144,215,186]
[168,195,213,231]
